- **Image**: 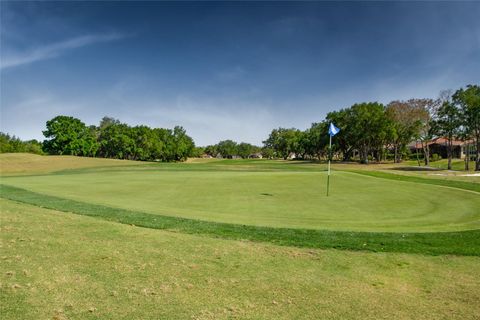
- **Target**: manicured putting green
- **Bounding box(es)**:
[2,168,479,232]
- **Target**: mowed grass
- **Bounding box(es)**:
[2,183,479,255]
[1,199,480,320]
[1,154,480,318]
[2,165,479,232]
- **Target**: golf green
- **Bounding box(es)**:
[2,167,479,232]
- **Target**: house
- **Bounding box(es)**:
[216,153,242,159]
[409,137,476,159]
[249,152,263,159]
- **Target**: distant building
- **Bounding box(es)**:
[409,137,476,159]
[249,152,263,159]
[287,152,297,160]
[216,153,242,159]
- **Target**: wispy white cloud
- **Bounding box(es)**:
[1,33,124,70]
[0,84,278,146]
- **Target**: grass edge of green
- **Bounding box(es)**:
[1,184,479,257]
[346,170,480,193]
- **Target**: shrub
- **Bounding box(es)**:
[431,154,442,162]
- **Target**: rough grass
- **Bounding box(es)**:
[422,159,476,171]
[1,184,479,256]
[0,153,143,176]
[1,199,479,320]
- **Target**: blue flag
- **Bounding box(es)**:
[328,123,340,137]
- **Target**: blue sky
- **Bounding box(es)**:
[1,1,479,146]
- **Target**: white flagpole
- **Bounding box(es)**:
[327,134,332,196]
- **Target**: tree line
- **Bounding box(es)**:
[202,140,262,159]
[42,116,196,161]
[262,85,479,170]
[2,84,478,170]
[0,133,43,155]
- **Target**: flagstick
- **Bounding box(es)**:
[327,134,332,196]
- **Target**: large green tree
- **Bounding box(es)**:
[204,145,219,157]
[131,125,156,161]
[302,122,329,160]
[326,109,357,161]
[386,100,428,163]
[171,126,195,161]
[414,98,440,166]
[216,140,238,158]
[433,100,461,170]
[453,85,480,171]
[263,128,301,160]
[43,116,98,156]
[237,142,260,159]
[348,102,389,164]
[98,122,134,159]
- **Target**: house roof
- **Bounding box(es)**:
[409,137,474,149]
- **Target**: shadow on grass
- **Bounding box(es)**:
[391,166,441,172]
[348,170,480,193]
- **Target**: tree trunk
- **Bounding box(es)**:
[424,144,430,166]
[447,138,452,170]
[416,140,421,166]
[476,139,480,171]
[343,149,352,161]
[360,146,369,164]
[464,143,469,171]
[422,141,430,167]
[394,145,398,164]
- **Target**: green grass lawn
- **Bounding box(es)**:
[2,165,479,233]
[1,199,479,320]
[423,159,476,171]
[1,154,479,319]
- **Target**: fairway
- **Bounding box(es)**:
[2,165,479,232]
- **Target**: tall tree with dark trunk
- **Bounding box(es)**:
[386,100,428,163]
[453,85,480,171]
[434,100,461,170]
[348,102,388,164]
[415,98,440,166]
